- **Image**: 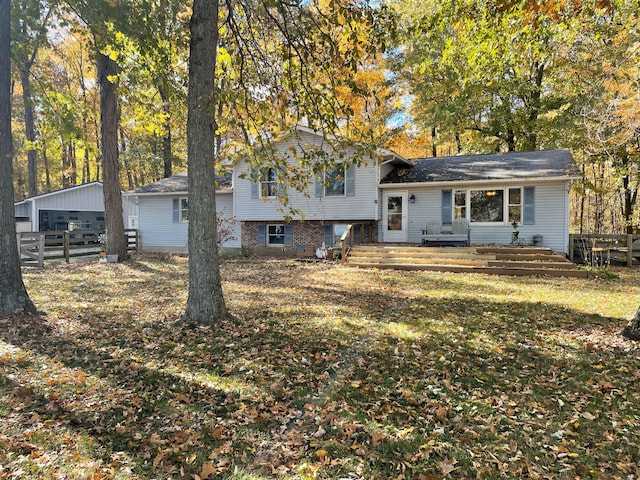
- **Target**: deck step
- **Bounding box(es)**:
[347,262,589,278]
[346,245,585,277]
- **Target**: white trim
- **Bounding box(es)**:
[14,182,104,205]
[378,176,579,189]
[450,187,526,226]
[124,189,231,197]
[382,190,408,242]
[178,197,189,223]
[266,223,286,246]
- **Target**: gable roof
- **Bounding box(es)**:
[14,181,103,206]
[381,149,579,185]
[131,171,233,195]
[287,125,411,166]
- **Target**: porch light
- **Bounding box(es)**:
[409,194,416,203]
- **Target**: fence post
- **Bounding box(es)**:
[64,231,70,263]
[628,234,633,267]
[568,234,574,262]
[38,234,45,267]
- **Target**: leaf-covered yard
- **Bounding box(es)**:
[1,255,639,479]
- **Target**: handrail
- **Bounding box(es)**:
[340,224,353,264]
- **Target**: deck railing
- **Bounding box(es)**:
[339,223,365,264]
[569,233,639,267]
[19,229,138,267]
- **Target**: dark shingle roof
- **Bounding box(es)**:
[381,149,579,184]
[133,171,233,194]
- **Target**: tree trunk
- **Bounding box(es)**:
[0,0,36,314]
[42,138,51,191]
[617,147,636,234]
[61,138,70,188]
[183,0,227,324]
[97,51,128,261]
[69,141,77,185]
[521,61,544,151]
[120,126,134,190]
[157,81,173,178]
[431,126,437,157]
[622,306,640,341]
[20,66,38,197]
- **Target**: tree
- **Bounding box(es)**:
[97,49,128,260]
[622,307,640,341]
[390,0,583,154]
[11,0,56,197]
[563,2,640,234]
[0,0,37,314]
[183,0,227,323]
[64,0,132,260]
[181,0,392,324]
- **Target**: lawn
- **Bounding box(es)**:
[1,255,639,479]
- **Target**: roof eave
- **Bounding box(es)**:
[379,175,580,188]
[125,189,232,196]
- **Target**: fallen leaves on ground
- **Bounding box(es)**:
[0,254,638,479]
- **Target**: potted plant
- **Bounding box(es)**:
[511,221,520,245]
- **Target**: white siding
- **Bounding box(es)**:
[216,194,241,248]
[33,183,105,211]
[122,195,139,226]
[138,196,187,251]
[138,193,239,252]
[234,130,379,222]
[15,183,135,232]
[383,181,571,253]
[14,203,30,218]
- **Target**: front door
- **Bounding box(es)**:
[383,191,408,242]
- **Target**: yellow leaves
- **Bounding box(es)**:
[314,448,331,466]
[314,449,328,459]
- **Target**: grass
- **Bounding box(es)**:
[0,254,639,479]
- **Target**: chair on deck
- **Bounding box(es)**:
[424,220,442,235]
[422,218,470,246]
[451,218,471,246]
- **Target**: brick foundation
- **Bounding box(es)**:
[241,220,378,256]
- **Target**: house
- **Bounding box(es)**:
[126,171,240,253]
[14,182,138,233]
[379,149,579,253]
[129,127,579,255]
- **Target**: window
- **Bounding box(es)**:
[445,187,534,224]
[260,168,278,198]
[257,224,292,246]
[508,188,522,223]
[470,190,504,223]
[325,165,345,196]
[315,164,355,197]
[179,198,189,222]
[454,190,466,219]
[267,224,285,245]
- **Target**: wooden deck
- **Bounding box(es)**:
[346,245,588,277]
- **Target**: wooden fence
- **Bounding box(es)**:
[19,229,138,267]
[569,234,640,267]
